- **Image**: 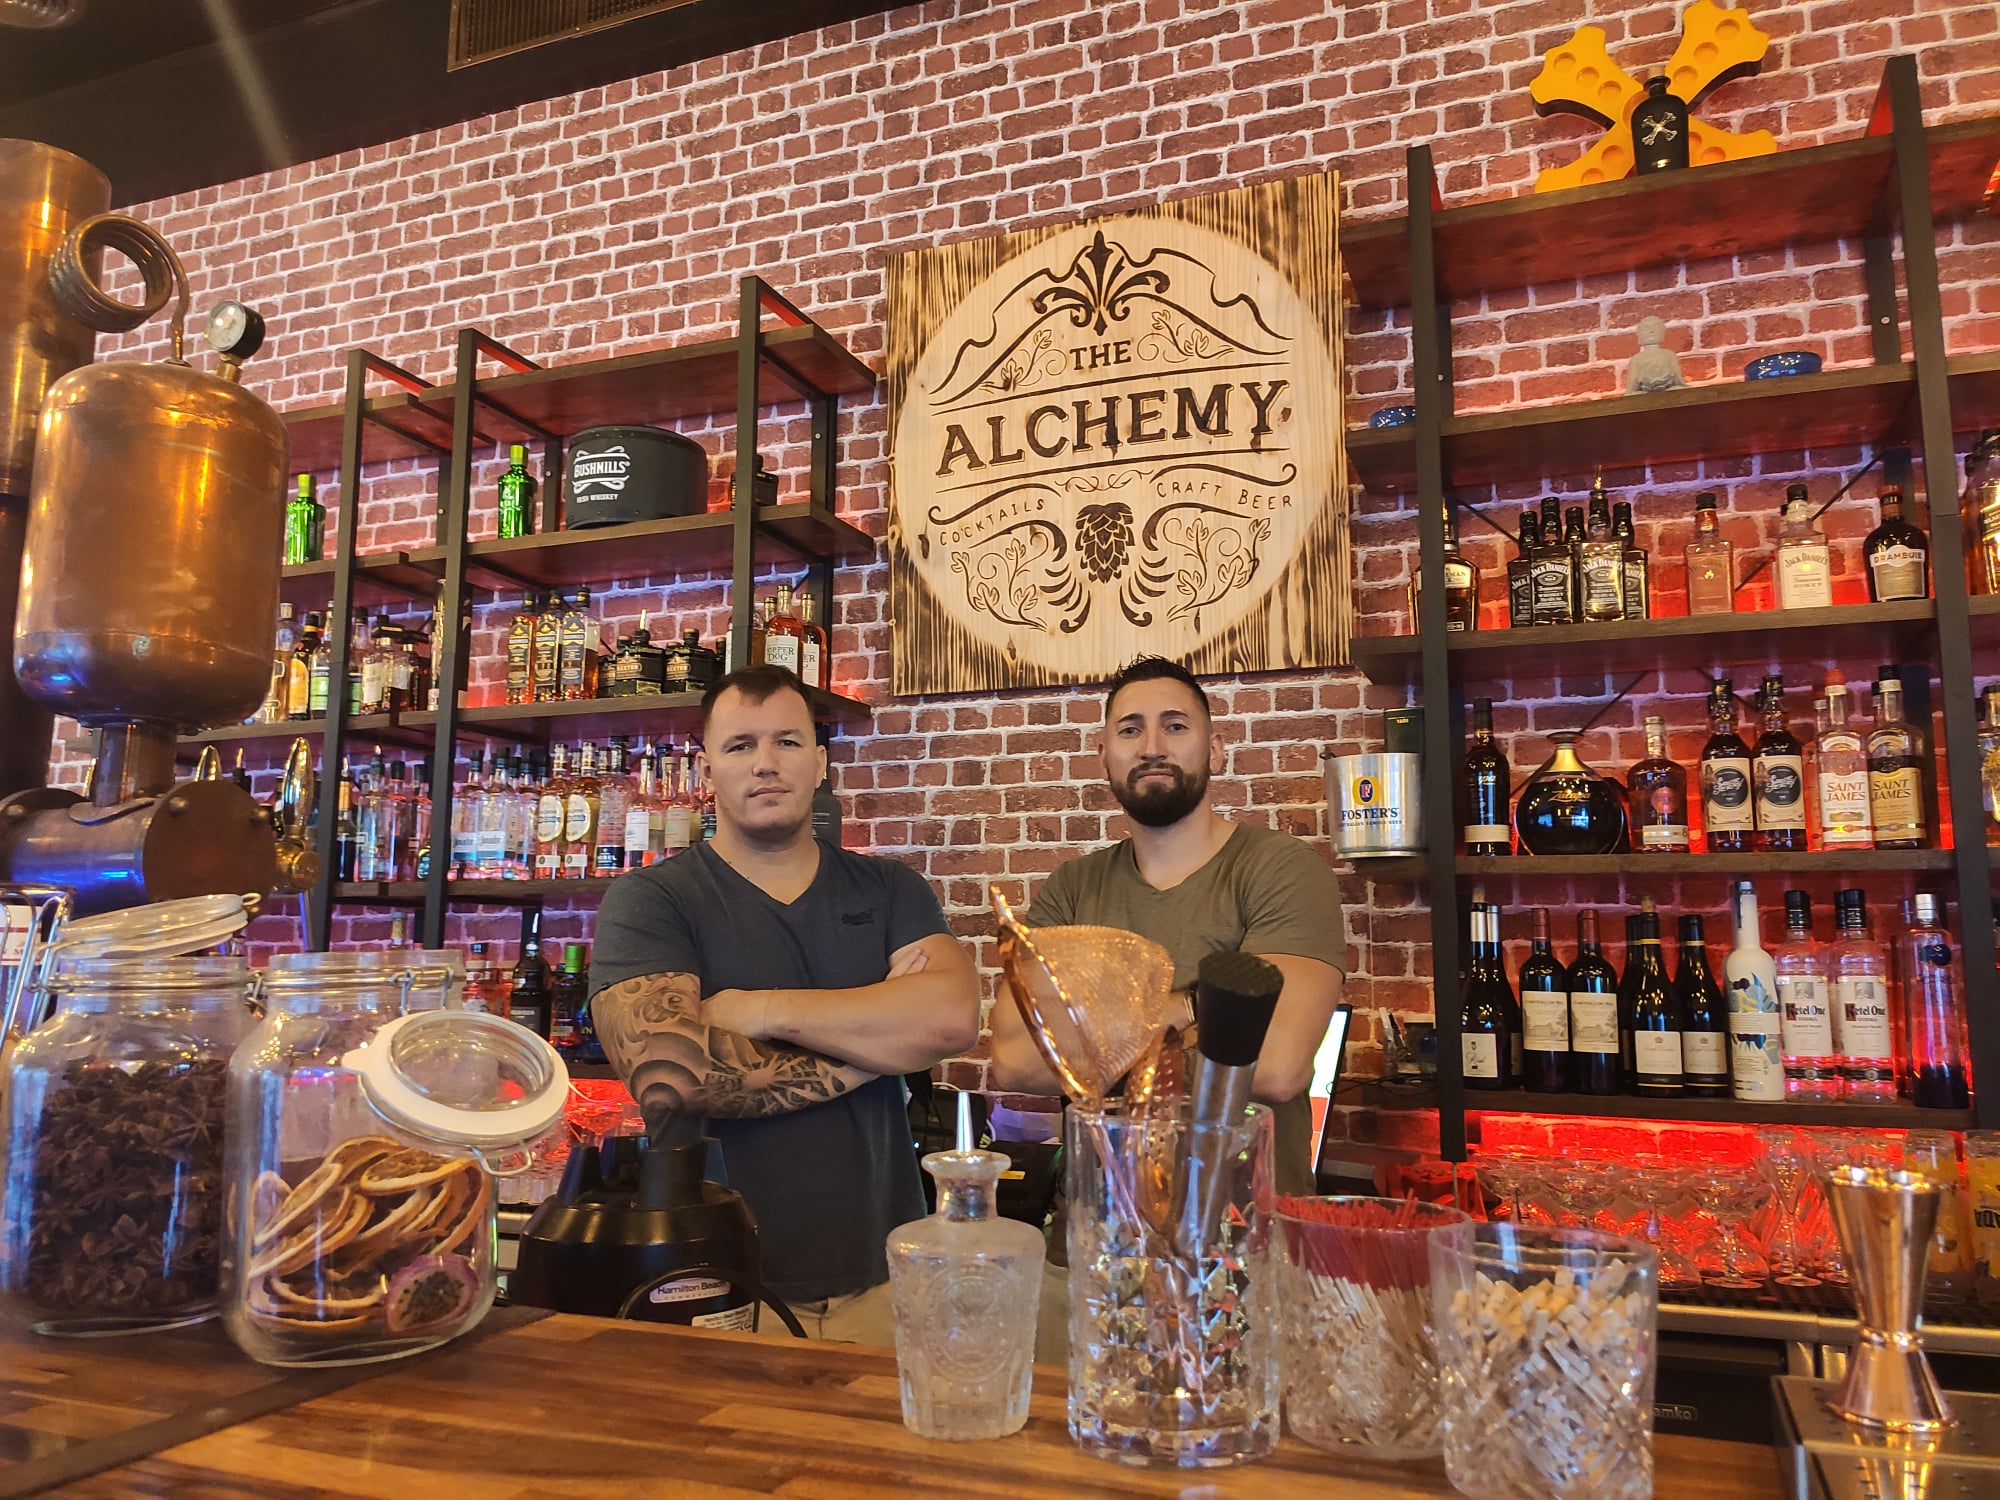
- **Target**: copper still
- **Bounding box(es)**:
[0,170,317,913]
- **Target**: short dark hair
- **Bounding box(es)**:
[1103,655,1210,721]
[699,664,815,740]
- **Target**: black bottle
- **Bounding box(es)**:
[509,909,552,1041]
[1675,914,1732,1097]
[1509,509,1539,628]
[1532,496,1573,625]
[1463,698,1512,856]
[1632,76,1690,175]
[1569,909,1622,1094]
[1461,900,1516,1091]
[1520,907,1571,1093]
[1627,899,1684,1097]
[1562,505,1588,622]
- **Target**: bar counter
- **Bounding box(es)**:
[0,1309,1787,1498]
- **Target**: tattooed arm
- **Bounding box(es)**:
[592,971,876,1135]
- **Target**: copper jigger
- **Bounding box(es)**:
[1824,1165,1954,1433]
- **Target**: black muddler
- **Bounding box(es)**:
[1175,950,1284,1257]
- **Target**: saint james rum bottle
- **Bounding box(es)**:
[1868,666,1929,848]
[1632,76,1690,174]
[1463,699,1511,856]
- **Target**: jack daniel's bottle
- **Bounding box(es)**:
[1632,77,1690,175]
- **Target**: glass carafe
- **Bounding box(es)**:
[1514,733,1626,856]
[886,1147,1044,1440]
[222,952,564,1367]
[2,955,253,1334]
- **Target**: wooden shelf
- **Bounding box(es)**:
[1468,1091,1973,1130]
[1347,363,1914,494]
[409,325,877,441]
[281,391,455,474]
[1348,599,1939,687]
[1341,114,2000,313]
[458,685,870,742]
[1353,848,1956,882]
[334,878,618,905]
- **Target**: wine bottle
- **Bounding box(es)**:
[1675,914,1730,1097]
[1627,898,1684,1097]
[1520,906,1570,1093]
[1724,879,1786,1102]
[1616,912,1643,1084]
[1463,698,1511,856]
[1568,909,1622,1095]
[1460,901,1514,1091]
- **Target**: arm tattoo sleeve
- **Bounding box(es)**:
[593,973,876,1135]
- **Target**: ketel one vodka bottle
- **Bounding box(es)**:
[1830,888,1897,1103]
[1723,880,1786,1102]
[1772,892,1840,1101]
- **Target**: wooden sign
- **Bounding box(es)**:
[886,174,1348,695]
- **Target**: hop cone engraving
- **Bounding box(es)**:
[1076,502,1134,582]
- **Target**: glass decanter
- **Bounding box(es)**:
[886,1144,1044,1440]
[1514,733,1626,856]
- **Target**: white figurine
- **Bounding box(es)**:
[1625,315,1685,394]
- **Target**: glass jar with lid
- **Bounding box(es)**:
[222,951,564,1366]
[2,901,256,1334]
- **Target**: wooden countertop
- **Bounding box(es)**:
[0,1311,1787,1498]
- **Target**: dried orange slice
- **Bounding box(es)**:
[252,1162,344,1252]
[356,1148,464,1196]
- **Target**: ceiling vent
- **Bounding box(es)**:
[447,0,698,70]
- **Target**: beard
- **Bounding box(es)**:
[1113,761,1210,828]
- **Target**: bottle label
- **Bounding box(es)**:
[1869,544,1927,600]
[592,840,625,876]
[664,805,694,850]
[1569,992,1618,1051]
[1870,767,1925,839]
[1522,991,1568,1053]
[308,669,330,714]
[1633,1030,1683,1078]
[1686,561,1733,615]
[1530,560,1572,623]
[1509,565,1533,628]
[476,827,506,866]
[1683,1031,1729,1079]
[1834,974,1894,1061]
[1729,1026,1787,1101]
[535,795,565,845]
[1818,769,1873,843]
[1703,757,1754,830]
[1777,543,1834,608]
[1465,823,1509,847]
[1622,555,1648,619]
[624,806,652,859]
[1776,973,1836,1055]
[1461,1032,1499,1080]
[801,636,823,687]
[361,658,387,709]
[565,793,594,843]
[1640,820,1689,849]
[1754,754,1807,831]
[765,635,802,675]
[1581,554,1623,617]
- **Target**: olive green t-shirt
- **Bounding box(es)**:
[1025,821,1347,1194]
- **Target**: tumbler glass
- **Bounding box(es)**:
[1273,1196,1467,1460]
[1430,1222,1659,1500]
[1065,1101,1277,1468]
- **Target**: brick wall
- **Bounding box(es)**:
[47,0,2000,1141]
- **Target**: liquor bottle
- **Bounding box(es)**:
[1903,893,1971,1109]
[1752,675,1808,852]
[1775,483,1834,609]
[1462,698,1511,856]
[506,593,537,705]
[1440,507,1478,632]
[662,741,696,855]
[533,592,563,702]
[697,751,717,842]
[1724,880,1786,1102]
[615,610,668,696]
[1831,888,1897,1103]
[497,443,537,539]
[1864,484,1929,602]
[1627,898,1683,1097]
[380,761,414,883]
[799,590,830,690]
[548,943,587,1056]
[257,604,296,723]
[1773,891,1840,1101]
[1613,501,1649,620]
[333,756,357,881]
[1684,491,1735,615]
[1632,75,1690,174]
[387,618,418,714]
[450,751,483,879]
[1459,901,1514,1091]
[475,751,511,878]
[1508,509,1538,629]
[1577,481,1625,622]
[387,912,410,951]
[593,738,632,876]
[1519,907,1570,1092]
[534,744,568,880]
[762,581,806,677]
[1531,496,1574,625]
[356,611,388,715]
[283,473,323,565]
[1868,667,1929,848]
[1699,678,1756,854]
[624,745,660,869]
[306,613,333,717]
[509,912,552,1040]
[1982,683,2000,845]
[463,943,510,1019]
[351,754,380,882]
[1568,909,1622,1095]
[1814,671,1875,850]
[1626,715,1689,853]
[559,586,598,701]
[1616,913,1643,1080]
[1562,505,1587,620]
[564,741,601,878]
[409,758,432,882]
[508,754,541,878]
[1675,914,1731,1097]
[285,611,320,720]
[573,948,605,1066]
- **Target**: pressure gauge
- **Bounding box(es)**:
[204,300,266,361]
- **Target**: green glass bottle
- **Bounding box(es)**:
[283,473,323,564]
[498,443,536,539]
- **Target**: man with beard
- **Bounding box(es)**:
[988,656,1346,1195]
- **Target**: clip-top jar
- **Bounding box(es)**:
[222,952,564,1367]
[2,953,253,1334]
